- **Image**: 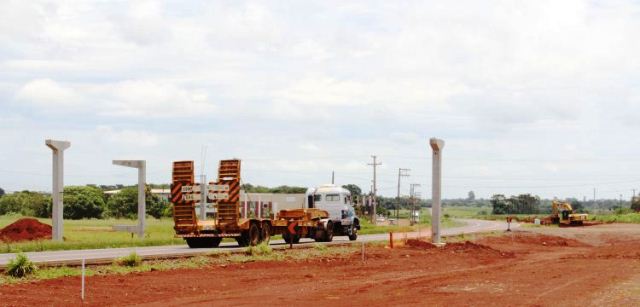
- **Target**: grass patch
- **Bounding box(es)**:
[0,215,185,253]
[116,252,142,267]
[6,253,37,278]
[245,243,272,256]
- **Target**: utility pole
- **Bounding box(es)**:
[593,188,596,209]
[396,168,410,220]
[410,183,421,225]
[331,171,335,184]
[633,189,636,200]
[368,156,381,225]
[430,138,445,245]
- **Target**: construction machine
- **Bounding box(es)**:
[550,200,588,226]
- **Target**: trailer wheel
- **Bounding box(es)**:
[261,223,271,245]
[236,232,250,247]
[186,238,220,248]
[249,223,261,246]
[283,232,292,244]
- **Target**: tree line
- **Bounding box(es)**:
[0,185,169,219]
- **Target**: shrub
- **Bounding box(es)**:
[7,253,37,278]
[117,252,142,267]
[245,243,272,256]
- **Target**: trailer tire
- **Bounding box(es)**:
[283,232,292,244]
[236,232,250,247]
[261,223,271,244]
[249,223,261,246]
[186,237,220,248]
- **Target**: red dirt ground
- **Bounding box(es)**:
[0,218,51,242]
[1,224,640,306]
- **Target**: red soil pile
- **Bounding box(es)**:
[405,239,515,258]
[480,232,588,247]
[0,218,52,242]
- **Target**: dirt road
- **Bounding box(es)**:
[2,223,639,306]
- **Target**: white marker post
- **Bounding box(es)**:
[429,138,445,245]
[45,139,70,241]
[113,160,146,238]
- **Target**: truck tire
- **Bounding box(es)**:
[249,223,260,246]
[283,232,292,244]
[315,222,333,242]
[348,225,358,241]
[261,223,271,244]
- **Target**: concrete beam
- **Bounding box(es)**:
[113,160,146,238]
[429,138,445,244]
[45,139,70,241]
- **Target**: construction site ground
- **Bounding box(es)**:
[2,223,639,306]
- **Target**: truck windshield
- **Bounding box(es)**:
[314,195,322,202]
[326,194,340,202]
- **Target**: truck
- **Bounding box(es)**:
[305,184,360,241]
[171,159,338,248]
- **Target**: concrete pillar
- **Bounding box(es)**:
[45,140,70,241]
[429,138,445,244]
[113,160,146,238]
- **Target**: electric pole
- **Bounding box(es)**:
[368,155,381,225]
[396,168,410,220]
[410,183,421,225]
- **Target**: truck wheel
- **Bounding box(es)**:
[261,223,271,245]
[323,222,334,242]
[249,223,260,246]
[210,237,222,247]
[293,234,301,244]
[348,225,358,241]
[236,232,250,247]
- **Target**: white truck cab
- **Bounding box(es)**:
[305,184,360,241]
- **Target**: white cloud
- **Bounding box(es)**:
[96,125,159,147]
[15,79,81,107]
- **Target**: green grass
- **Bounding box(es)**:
[589,213,640,224]
[0,244,358,285]
[358,210,461,235]
[0,214,184,253]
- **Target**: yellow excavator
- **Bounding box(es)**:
[551,200,588,226]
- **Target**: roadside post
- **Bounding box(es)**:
[45,139,70,241]
[507,216,513,232]
[389,232,394,249]
[81,258,85,301]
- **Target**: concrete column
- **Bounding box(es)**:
[45,140,70,241]
[429,138,445,244]
[113,160,146,238]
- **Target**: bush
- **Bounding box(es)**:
[63,186,106,219]
[0,191,51,217]
[117,252,142,267]
[245,243,272,256]
[7,253,37,278]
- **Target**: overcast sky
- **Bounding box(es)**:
[1,0,639,199]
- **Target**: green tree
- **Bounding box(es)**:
[490,194,510,214]
[631,197,640,212]
[106,186,168,219]
[0,187,5,198]
[63,186,106,219]
[0,191,51,217]
[342,184,362,197]
[467,191,476,202]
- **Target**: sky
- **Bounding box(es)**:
[0,0,639,200]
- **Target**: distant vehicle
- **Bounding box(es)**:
[306,184,360,241]
[551,200,588,226]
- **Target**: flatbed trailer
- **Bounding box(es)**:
[171,159,335,248]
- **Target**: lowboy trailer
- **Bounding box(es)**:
[171,159,335,248]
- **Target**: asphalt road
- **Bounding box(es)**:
[0,219,515,267]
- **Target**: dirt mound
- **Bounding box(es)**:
[0,218,52,242]
[405,239,514,258]
[481,233,588,247]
